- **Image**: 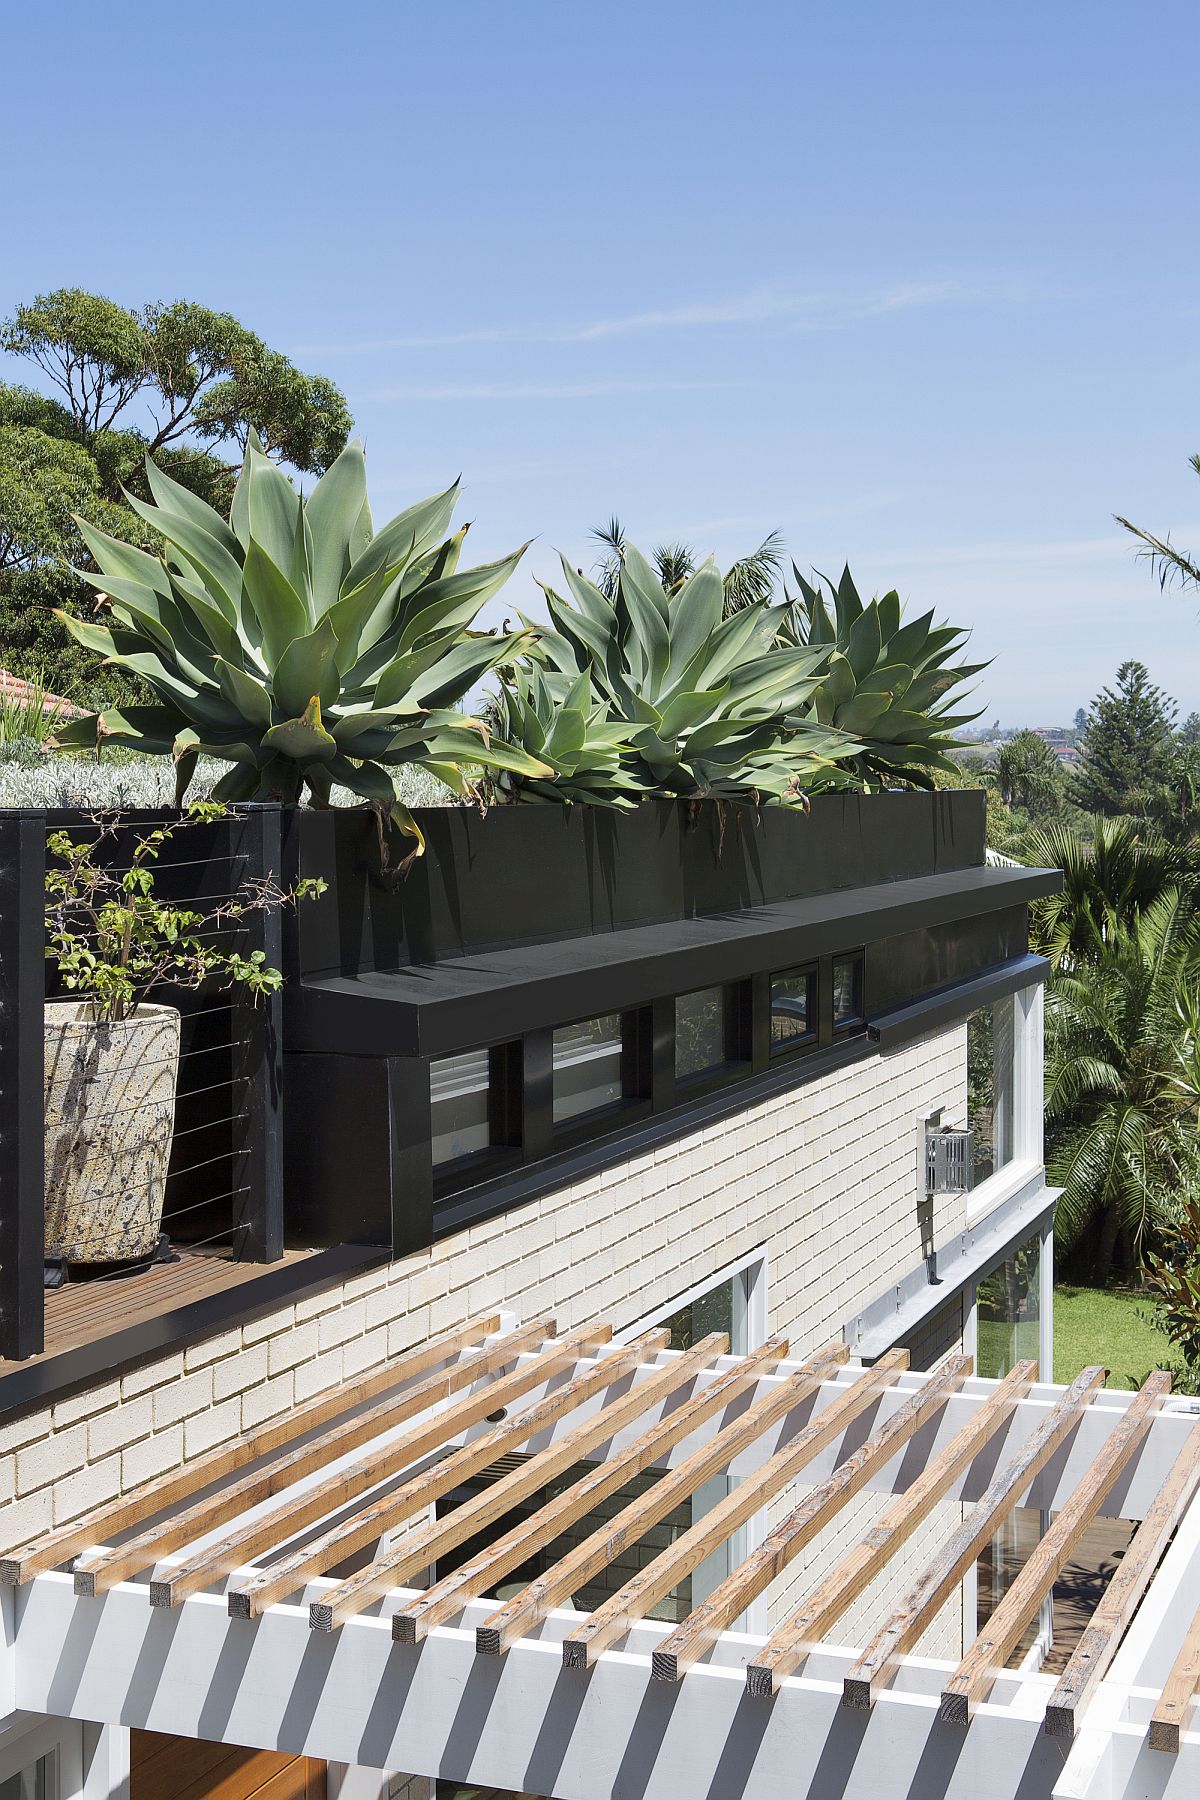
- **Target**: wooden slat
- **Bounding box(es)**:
[1046,1414,1200,1739]
[393,1336,792,1647]
[651,1352,974,1682]
[75,1316,560,1599]
[746,1360,1036,1696]
[1,1313,504,1586]
[842,1364,1107,1710]
[151,1322,612,1609]
[561,1349,910,1672]
[230,1327,672,1620]
[305,1327,689,1633]
[941,1371,1173,1723]
[475,1340,848,1659]
[1150,1587,1200,1753]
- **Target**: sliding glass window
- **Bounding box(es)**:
[770,965,817,1053]
[967,994,1016,1184]
[552,1013,626,1127]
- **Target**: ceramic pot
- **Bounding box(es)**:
[43,1001,180,1263]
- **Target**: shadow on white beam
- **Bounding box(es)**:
[13,1573,1079,1800]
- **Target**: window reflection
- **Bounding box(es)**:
[675,987,727,1082]
[770,966,816,1052]
[967,996,1016,1184]
[430,1048,493,1167]
[833,955,864,1028]
[553,1014,624,1126]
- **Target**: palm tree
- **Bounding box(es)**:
[590,518,785,613]
[1044,889,1200,1280]
[1116,451,1200,593]
[987,730,1064,814]
[1024,817,1190,967]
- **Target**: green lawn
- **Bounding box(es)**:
[1053,1285,1176,1388]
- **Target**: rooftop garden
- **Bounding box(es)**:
[8,437,981,852]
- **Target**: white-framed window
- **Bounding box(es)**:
[965,981,1044,1226]
[617,1249,769,1629]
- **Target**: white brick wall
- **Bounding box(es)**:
[0,1024,972,1653]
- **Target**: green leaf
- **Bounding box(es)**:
[302,438,369,611]
[144,457,242,562]
[272,617,341,717]
[214,658,274,730]
[244,444,302,577]
[342,480,459,596]
[242,541,310,664]
[122,486,243,621]
[666,563,724,683]
[262,696,338,763]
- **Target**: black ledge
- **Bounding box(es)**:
[0,1243,387,1427]
[867,952,1050,1048]
[285,863,1061,1060]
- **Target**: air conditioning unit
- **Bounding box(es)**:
[926,1127,974,1194]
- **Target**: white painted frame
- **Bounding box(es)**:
[617,1246,770,1628]
[966,982,1045,1229]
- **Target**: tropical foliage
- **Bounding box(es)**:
[488,544,850,806]
[782,564,984,788]
[51,439,548,838]
[1025,818,1191,967]
[1044,889,1200,1280]
[590,518,786,613]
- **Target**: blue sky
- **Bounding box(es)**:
[3,0,1199,724]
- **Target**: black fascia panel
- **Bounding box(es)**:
[284,863,1061,1060]
[867,952,1050,1048]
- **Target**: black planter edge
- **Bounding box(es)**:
[0,1242,388,1427]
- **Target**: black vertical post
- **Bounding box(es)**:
[232,805,285,1263]
[650,994,676,1113]
[521,1030,555,1161]
[0,814,45,1359]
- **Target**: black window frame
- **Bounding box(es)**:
[831,949,867,1036]
[430,1039,524,1198]
[767,961,819,1059]
[547,1006,653,1149]
[670,979,753,1100]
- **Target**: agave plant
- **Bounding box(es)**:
[52,438,549,840]
[784,565,984,787]
[488,660,645,806]
[492,545,852,804]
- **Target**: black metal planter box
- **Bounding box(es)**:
[282,790,988,980]
[275,790,1052,1261]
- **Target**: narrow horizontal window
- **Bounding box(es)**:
[770,965,817,1053]
[832,954,865,1030]
[553,1013,625,1127]
[431,1048,500,1167]
[675,986,729,1083]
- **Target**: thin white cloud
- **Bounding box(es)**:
[294,276,1033,357]
[362,378,735,402]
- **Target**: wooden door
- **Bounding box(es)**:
[131,1728,326,1799]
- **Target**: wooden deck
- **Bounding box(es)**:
[4,1246,313,1376]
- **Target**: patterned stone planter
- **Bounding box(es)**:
[43,1001,181,1264]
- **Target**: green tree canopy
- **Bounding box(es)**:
[1073,660,1177,816]
[0,288,353,699]
[989,729,1065,815]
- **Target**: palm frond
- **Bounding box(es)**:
[722,530,786,613]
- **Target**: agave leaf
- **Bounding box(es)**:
[243,443,303,577]
[122,486,243,622]
[243,541,310,664]
[272,617,341,717]
[144,457,242,562]
[211,760,265,803]
[302,437,370,610]
[74,516,173,600]
[214,658,274,730]
[342,481,459,596]
[393,546,530,658]
[665,562,724,683]
[263,696,338,763]
[324,753,397,801]
[844,606,883,682]
[833,566,864,636]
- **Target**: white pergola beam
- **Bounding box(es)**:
[13,1573,1076,1800]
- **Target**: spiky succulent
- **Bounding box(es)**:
[52,438,549,835]
[493,545,852,805]
[488,660,643,807]
[784,565,985,787]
